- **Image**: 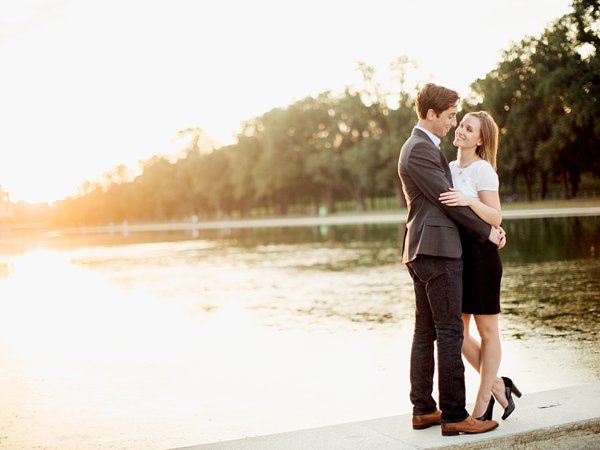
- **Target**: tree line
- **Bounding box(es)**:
[49,0,598,226]
[470,0,599,201]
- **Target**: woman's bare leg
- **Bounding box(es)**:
[471,314,505,417]
[462,314,509,416]
[461,314,481,370]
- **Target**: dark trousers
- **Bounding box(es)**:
[406,255,469,423]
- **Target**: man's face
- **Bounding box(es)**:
[430,105,458,138]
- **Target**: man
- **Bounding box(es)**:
[398,83,504,436]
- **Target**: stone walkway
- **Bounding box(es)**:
[174,383,600,450]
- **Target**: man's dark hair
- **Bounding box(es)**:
[416,83,460,119]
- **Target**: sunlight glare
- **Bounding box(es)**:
[0,0,573,203]
[0,248,199,374]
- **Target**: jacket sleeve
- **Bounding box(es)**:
[407,142,491,242]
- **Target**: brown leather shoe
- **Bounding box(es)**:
[441,415,499,436]
[412,409,442,430]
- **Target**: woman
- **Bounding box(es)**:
[439,111,521,421]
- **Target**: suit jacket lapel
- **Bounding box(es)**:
[440,150,454,187]
[413,127,454,187]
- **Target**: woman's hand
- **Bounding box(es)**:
[439,188,471,207]
[488,226,507,249]
[497,226,507,249]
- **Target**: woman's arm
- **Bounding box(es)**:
[403,142,492,242]
[439,188,502,227]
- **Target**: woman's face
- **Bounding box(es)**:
[453,114,482,149]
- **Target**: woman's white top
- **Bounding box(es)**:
[449,160,498,200]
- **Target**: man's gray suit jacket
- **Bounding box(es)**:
[398,128,492,264]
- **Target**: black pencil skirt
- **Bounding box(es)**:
[460,231,503,315]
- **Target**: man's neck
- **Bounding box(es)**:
[416,119,435,135]
[415,121,441,148]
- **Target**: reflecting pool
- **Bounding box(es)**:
[0,216,598,449]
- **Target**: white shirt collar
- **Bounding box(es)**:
[415,126,441,148]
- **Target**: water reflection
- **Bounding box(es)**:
[502,259,600,340]
[25,216,597,345]
[1,217,598,338]
[3,216,596,259]
[500,217,600,262]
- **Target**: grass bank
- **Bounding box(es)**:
[324,196,600,218]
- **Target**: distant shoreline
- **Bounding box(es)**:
[1,204,599,235]
[64,205,600,234]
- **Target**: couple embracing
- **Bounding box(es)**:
[397,83,521,436]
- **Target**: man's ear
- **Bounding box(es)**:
[426,109,437,120]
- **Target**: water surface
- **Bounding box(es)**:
[0,216,598,449]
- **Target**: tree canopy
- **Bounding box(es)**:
[49,0,599,226]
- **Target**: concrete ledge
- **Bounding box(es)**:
[438,418,600,449]
[175,382,600,450]
[65,206,600,234]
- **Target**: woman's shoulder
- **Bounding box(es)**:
[473,160,499,188]
[473,159,496,173]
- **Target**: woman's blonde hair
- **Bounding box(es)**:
[467,111,499,170]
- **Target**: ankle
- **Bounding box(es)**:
[479,390,495,403]
[475,393,492,405]
[492,381,508,408]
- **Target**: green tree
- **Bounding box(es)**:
[469,0,600,200]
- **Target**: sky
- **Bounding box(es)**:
[0,0,574,203]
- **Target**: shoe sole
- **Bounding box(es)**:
[441,423,499,436]
[412,422,441,430]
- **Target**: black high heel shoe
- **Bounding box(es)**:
[500,376,522,420]
[476,396,495,421]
